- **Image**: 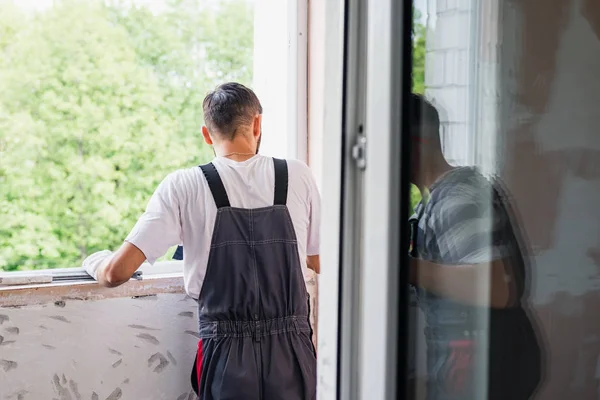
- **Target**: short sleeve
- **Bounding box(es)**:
[432,186,510,264]
[125,172,183,264]
[306,170,321,256]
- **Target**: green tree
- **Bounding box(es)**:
[0,0,255,271]
[0,1,24,52]
[412,8,426,95]
[410,7,427,211]
[202,0,255,84]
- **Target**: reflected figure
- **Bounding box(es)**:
[407,94,543,399]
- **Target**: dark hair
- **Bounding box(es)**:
[202,82,263,140]
[409,93,441,139]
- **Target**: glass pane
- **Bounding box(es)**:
[405,0,600,398]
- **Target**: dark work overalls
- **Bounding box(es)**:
[177,158,317,400]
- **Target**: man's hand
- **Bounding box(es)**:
[82,250,113,280]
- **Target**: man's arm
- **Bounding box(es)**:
[409,256,516,308]
[83,172,183,287]
[95,243,147,287]
[307,255,320,274]
[305,164,321,275]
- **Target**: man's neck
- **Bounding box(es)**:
[214,137,256,162]
[217,152,256,162]
[416,158,454,194]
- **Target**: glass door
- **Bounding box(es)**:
[399,0,600,399]
[326,0,600,399]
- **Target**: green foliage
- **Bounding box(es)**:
[409,7,426,213]
[0,0,254,270]
[410,184,422,213]
[412,7,426,95]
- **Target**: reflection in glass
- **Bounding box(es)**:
[407,95,542,400]
[405,0,600,399]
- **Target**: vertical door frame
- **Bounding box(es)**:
[358,0,413,398]
[317,0,413,398]
[337,0,369,398]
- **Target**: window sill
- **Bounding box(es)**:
[0,262,318,308]
[0,261,185,307]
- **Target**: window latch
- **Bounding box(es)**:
[352,134,367,170]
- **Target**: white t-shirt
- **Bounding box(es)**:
[125,155,321,299]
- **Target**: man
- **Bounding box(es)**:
[407,94,542,399]
[82,82,320,400]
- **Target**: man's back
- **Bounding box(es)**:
[182,157,317,399]
[126,154,320,299]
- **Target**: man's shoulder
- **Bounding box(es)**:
[284,158,311,174]
[285,158,317,185]
[430,167,492,204]
[422,167,494,232]
[167,166,203,181]
[277,158,318,199]
[160,166,204,193]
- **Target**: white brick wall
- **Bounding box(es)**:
[424,0,476,166]
[425,0,502,173]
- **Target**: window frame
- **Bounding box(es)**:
[355,0,408,397]
[315,0,413,398]
[312,0,346,397]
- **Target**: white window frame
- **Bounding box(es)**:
[252,0,309,162]
[0,0,310,284]
[289,0,309,162]
[313,0,346,397]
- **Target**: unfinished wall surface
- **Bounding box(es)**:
[0,277,318,400]
[0,293,199,400]
[499,0,600,398]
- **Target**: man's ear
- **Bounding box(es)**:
[253,115,262,139]
[202,126,213,145]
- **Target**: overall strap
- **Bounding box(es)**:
[273,158,288,206]
[173,162,229,261]
[200,162,231,208]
